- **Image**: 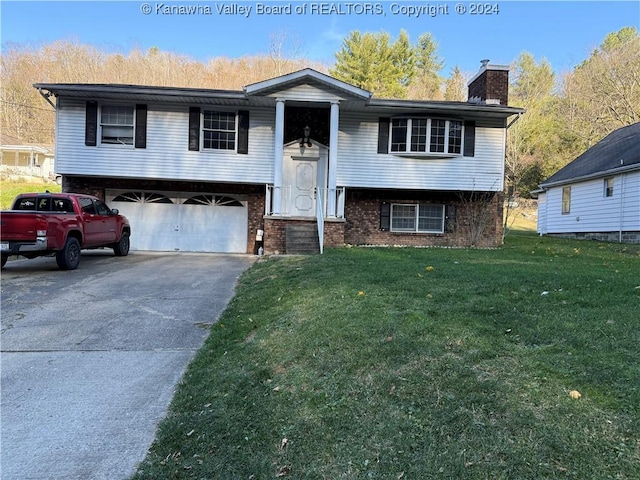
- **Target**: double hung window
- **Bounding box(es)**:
[100,106,134,145]
[391,204,445,233]
[604,177,614,197]
[562,186,571,214]
[203,111,236,150]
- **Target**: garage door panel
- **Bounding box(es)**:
[180,205,247,253]
[107,190,248,253]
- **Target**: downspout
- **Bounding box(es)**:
[37,88,58,186]
[37,88,56,110]
[619,172,625,243]
[506,111,523,129]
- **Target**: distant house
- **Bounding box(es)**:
[536,122,640,243]
[34,64,523,254]
[0,133,56,180]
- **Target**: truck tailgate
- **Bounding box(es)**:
[0,211,40,241]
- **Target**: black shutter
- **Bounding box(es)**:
[380,202,391,231]
[135,104,147,149]
[85,101,98,146]
[188,107,200,151]
[377,117,390,154]
[445,205,457,233]
[237,110,249,154]
[463,121,475,157]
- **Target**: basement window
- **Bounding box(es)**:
[391,204,445,233]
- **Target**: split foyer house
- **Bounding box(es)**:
[34,62,523,254]
[536,122,640,244]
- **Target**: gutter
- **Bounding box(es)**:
[539,163,640,189]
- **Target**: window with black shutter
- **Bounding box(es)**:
[380,202,390,230]
[134,104,147,149]
[85,101,98,146]
[188,107,201,151]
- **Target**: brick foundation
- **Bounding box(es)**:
[344,189,503,248]
[63,177,504,254]
[546,231,640,245]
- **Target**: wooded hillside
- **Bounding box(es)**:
[1,27,638,196]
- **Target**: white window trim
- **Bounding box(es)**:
[99,105,135,147]
[562,186,571,214]
[390,203,445,234]
[201,110,238,152]
[604,177,614,198]
[390,117,463,158]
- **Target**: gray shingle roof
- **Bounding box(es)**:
[540,122,640,187]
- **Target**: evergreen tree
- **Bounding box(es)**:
[331,30,438,99]
[443,66,467,101]
[409,33,444,99]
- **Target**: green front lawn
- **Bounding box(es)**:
[133,233,640,479]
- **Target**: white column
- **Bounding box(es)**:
[328,100,339,217]
[273,98,285,215]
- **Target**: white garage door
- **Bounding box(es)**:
[106,191,248,253]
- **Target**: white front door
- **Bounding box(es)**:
[287,159,317,217]
[282,140,328,217]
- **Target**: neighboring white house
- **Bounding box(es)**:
[0,133,56,180]
[34,65,523,254]
[536,122,640,243]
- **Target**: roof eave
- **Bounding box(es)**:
[34,83,247,102]
[367,98,524,116]
[539,163,640,189]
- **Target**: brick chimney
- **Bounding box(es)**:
[467,59,510,106]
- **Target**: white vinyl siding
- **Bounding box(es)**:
[55,98,274,183]
[265,83,354,102]
[337,113,506,191]
[55,96,509,194]
[539,172,640,234]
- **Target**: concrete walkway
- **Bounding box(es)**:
[1,251,255,480]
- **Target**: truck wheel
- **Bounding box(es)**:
[1,255,7,269]
[113,232,130,256]
[56,237,81,270]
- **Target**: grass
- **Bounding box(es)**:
[0,179,61,209]
[132,233,640,480]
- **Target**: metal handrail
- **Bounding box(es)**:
[315,187,324,254]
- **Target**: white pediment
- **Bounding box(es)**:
[284,138,328,161]
[244,68,372,102]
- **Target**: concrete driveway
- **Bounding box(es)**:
[1,251,255,480]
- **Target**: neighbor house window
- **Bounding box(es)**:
[203,111,236,150]
[100,106,134,145]
[391,204,445,233]
[562,186,571,214]
[604,177,614,197]
[390,118,463,155]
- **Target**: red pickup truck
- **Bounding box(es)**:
[1,192,131,270]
